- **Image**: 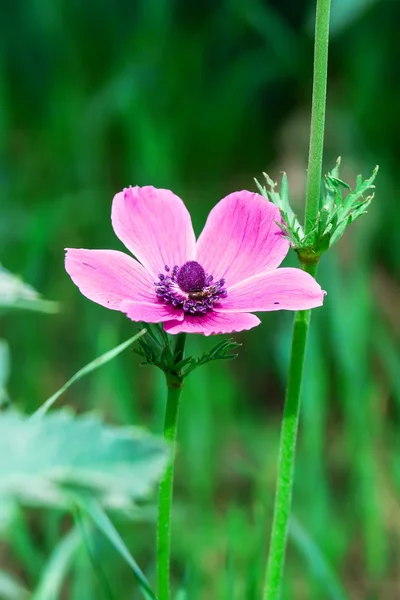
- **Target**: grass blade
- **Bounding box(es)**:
[0,570,30,600]
[290,517,349,600]
[32,528,81,600]
[32,330,146,418]
[74,495,157,600]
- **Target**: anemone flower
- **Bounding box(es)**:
[65,187,325,335]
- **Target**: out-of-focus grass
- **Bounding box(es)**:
[0,0,399,598]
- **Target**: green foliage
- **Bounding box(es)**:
[33,330,147,417]
[0,410,168,508]
[289,518,349,600]
[0,340,10,408]
[257,160,378,263]
[73,496,157,600]
[0,0,399,597]
[0,570,29,600]
[0,266,58,315]
[32,528,82,600]
[323,159,378,247]
[136,324,241,379]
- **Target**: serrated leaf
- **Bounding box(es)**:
[326,176,351,191]
[172,356,194,373]
[254,177,266,196]
[317,207,332,235]
[257,172,304,240]
[342,165,378,210]
[33,330,147,418]
[329,219,349,247]
[330,156,341,179]
[322,164,378,249]
[350,195,373,221]
[0,410,168,508]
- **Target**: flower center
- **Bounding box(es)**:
[155,262,227,315]
[176,261,206,293]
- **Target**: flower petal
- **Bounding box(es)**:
[121,301,184,324]
[111,186,196,278]
[65,248,156,309]
[196,191,289,287]
[163,311,260,336]
[217,268,325,312]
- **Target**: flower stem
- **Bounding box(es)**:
[157,333,186,600]
[263,0,331,597]
[263,265,317,600]
[304,0,331,236]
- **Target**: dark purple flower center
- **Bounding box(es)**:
[176,261,206,293]
[155,262,227,315]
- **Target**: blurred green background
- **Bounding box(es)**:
[1,0,399,598]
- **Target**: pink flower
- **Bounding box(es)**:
[65,187,325,335]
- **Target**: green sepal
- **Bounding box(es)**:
[135,324,241,380]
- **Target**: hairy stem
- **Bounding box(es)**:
[304,0,331,235]
[263,0,331,597]
[157,334,186,600]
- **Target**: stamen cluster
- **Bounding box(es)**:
[155,262,227,315]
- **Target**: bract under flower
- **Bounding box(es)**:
[65,186,325,335]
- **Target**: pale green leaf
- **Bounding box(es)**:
[0,410,168,508]
[0,265,58,314]
[0,570,29,600]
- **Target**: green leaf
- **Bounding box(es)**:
[342,165,378,211]
[0,570,29,600]
[180,338,242,377]
[328,220,348,247]
[290,517,349,600]
[330,156,341,179]
[257,172,303,241]
[0,410,169,508]
[0,497,14,533]
[320,164,379,249]
[32,528,82,600]
[326,176,351,191]
[32,330,147,418]
[0,340,10,408]
[0,265,58,314]
[279,172,289,207]
[73,495,157,600]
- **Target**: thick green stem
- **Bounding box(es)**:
[304,0,331,235]
[263,265,317,600]
[263,0,331,597]
[157,334,186,600]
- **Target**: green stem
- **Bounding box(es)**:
[263,264,317,600]
[157,334,186,600]
[264,0,331,597]
[304,0,331,236]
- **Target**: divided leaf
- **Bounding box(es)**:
[256,160,378,259]
[136,325,241,379]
